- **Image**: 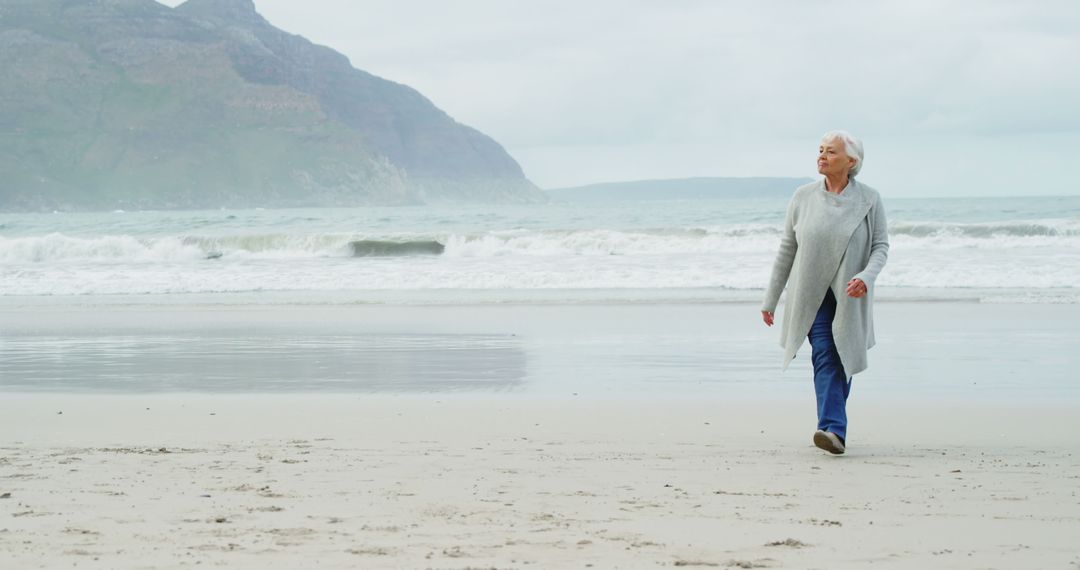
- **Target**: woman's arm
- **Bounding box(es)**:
[851,195,890,290]
[762,197,798,315]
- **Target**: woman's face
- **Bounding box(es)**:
[817,139,856,178]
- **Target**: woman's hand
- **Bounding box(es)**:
[762,311,774,327]
[846,278,867,298]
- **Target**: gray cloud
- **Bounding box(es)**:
[159,0,1080,195]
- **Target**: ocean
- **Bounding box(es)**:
[2,194,1079,396]
[2,195,1079,304]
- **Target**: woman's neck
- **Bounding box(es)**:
[824,174,850,194]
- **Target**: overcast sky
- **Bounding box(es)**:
[163,1,1080,196]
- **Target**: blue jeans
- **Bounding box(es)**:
[808,289,851,441]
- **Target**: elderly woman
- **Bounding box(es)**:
[761,130,889,455]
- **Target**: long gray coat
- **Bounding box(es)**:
[762,179,889,376]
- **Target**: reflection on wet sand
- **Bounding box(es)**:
[0,334,526,393]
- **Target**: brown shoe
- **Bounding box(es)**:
[813,430,845,455]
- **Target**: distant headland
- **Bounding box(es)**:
[545,177,813,201]
[0,0,545,211]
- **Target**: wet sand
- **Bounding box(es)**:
[2,301,1078,397]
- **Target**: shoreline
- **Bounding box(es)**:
[3,301,1078,400]
[2,286,1078,308]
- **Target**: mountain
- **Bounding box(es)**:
[545,177,814,201]
[0,0,545,211]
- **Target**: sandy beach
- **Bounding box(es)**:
[2,393,1079,569]
[2,301,1079,568]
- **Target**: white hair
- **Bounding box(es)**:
[821,130,864,178]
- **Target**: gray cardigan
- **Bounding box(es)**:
[762,179,889,376]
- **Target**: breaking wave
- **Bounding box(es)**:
[2,221,1078,264]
